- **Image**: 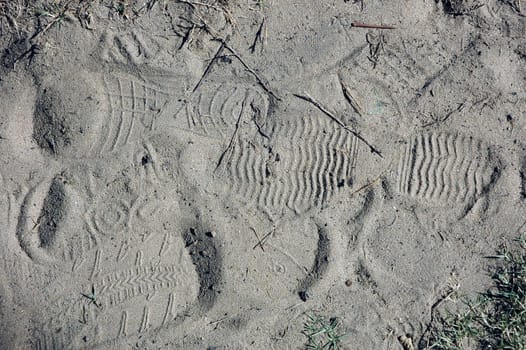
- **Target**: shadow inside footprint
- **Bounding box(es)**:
[182,227,222,312]
[297,224,330,301]
[38,177,66,248]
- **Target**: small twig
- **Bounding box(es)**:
[249,19,265,53]
[81,304,89,324]
[350,0,365,11]
[252,113,270,139]
[192,41,225,93]
[185,239,198,248]
[178,23,195,49]
[218,37,279,100]
[366,32,385,68]
[422,102,466,128]
[293,93,382,157]
[136,0,159,14]
[419,281,460,348]
[253,229,275,250]
[189,15,280,100]
[215,99,245,171]
[31,213,44,232]
[250,227,265,252]
[350,173,383,197]
[441,102,465,123]
[338,76,364,117]
[209,316,229,325]
[506,2,526,16]
[351,22,396,29]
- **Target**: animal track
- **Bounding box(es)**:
[397,132,499,206]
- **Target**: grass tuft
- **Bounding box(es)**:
[303,313,345,350]
[428,234,526,350]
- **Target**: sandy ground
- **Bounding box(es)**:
[0,0,525,349]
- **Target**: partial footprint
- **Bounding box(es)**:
[33,69,182,159]
[19,138,219,349]
[394,131,501,221]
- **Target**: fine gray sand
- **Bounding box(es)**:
[0,0,525,349]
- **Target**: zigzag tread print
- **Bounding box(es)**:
[397,131,496,204]
[225,114,359,215]
[96,265,180,306]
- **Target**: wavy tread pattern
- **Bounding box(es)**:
[397,132,494,203]
[226,114,359,214]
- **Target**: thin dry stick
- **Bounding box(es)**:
[366,32,384,68]
[178,23,195,49]
[250,227,265,252]
[214,99,245,171]
[218,37,279,100]
[353,0,365,11]
[209,316,229,325]
[13,44,40,69]
[249,19,265,53]
[253,229,274,250]
[339,76,364,117]
[419,282,460,348]
[350,173,383,197]
[351,22,396,29]
[190,14,280,100]
[293,93,382,157]
[192,41,225,92]
[136,0,159,14]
